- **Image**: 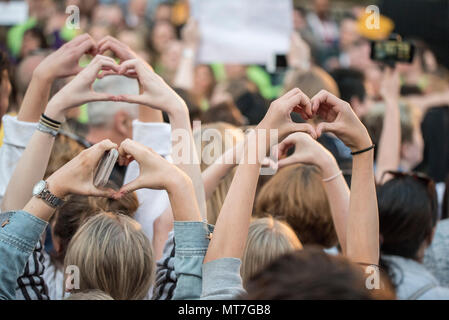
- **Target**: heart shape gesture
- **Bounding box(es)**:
[114,139,185,198]
[310,90,372,151]
[45,54,122,122]
[258,88,317,141]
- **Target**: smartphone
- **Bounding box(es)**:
[370,40,415,64]
[267,53,288,73]
[93,149,119,188]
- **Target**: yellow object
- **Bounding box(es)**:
[357,12,395,40]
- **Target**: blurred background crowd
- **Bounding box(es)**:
[0,0,448,215]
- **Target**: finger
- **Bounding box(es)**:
[288,92,312,117]
[97,69,120,79]
[277,156,298,169]
[118,139,147,162]
[311,90,341,114]
[77,37,98,56]
[289,123,317,139]
[67,33,91,47]
[118,177,144,195]
[316,122,337,138]
[90,187,117,198]
[282,88,301,100]
[90,139,118,160]
[116,93,144,105]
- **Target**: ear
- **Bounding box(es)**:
[113,110,133,137]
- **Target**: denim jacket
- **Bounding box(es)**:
[1,211,245,300]
[173,222,246,300]
[0,211,47,300]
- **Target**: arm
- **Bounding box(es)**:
[376,68,401,184]
[0,35,97,206]
[313,90,379,265]
[1,55,120,212]
[117,58,207,221]
[0,140,117,300]
[276,132,350,254]
[201,88,316,299]
[173,19,199,90]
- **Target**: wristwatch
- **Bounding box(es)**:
[32,180,65,209]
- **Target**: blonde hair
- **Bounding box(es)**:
[254,164,337,248]
[194,122,245,224]
[242,217,302,285]
[64,212,154,300]
[283,66,340,98]
[45,134,86,179]
[65,289,114,300]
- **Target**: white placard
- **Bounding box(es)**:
[0,1,28,26]
[190,0,293,65]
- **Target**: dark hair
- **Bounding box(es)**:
[200,101,245,126]
[51,190,139,266]
[330,68,366,104]
[378,174,438,260]
[0,50,10,86]
[23,27,48,52]
[442,175,449,220]
[242,247,394,300]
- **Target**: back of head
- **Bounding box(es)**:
[52,192,139,266]
[378,175,438,260]
[243,247,390,300]
[242,217,302,285]
[65,289,113,300]
[87,75,139,127]
[254,164,337,248]
[284,66,340,98]
[64,212,153,300]
[330,68,366,104]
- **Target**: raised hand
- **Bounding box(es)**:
[276,132,336,171]
[258,88,316,140]
[116,139,188,195]
[97,35,139,78]
[34,34,98,81]
[46,140,118,198]
[116,59,186,116]
[311,90,372,151]
[45,55,121,122]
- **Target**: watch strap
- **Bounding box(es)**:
[38,189,65,208]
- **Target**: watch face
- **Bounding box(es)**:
[32,180,46,196]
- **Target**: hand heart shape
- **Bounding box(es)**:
[112,139,182,199]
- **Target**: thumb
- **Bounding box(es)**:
[290,123,317,139]
[277,156,298,169]
[90,187,116,198]
[316,122,337,138]
[118,176,144,195]
[117,93,144,105]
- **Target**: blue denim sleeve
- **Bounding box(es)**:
[0,211,47,300]
[172,221,214,300]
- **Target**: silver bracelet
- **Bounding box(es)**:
[37,122,59,137]
[322,170,343,183]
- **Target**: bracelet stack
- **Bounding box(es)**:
[37,114,61,137]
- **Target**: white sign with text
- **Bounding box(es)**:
[190,0,293,65]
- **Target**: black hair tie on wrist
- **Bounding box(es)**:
[351,144,375,156]
[41,113,61,126]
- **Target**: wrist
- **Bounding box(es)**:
[165,169,192,196]
[316,153,338,177]
[33,66,55,83]
[44,99,66,123]
[46,175,69,198]
[166,99,189,121]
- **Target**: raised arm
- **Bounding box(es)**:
[173,19,199,91]
[204,88,316,263]
[0,140,116,300]
[116,58,207,221]
[17,34,98,122]
[376,68,401,184]
[312,90,379,265]
[1,55,120,212]
[276,132,350,254]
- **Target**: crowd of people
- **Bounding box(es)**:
[0,0,448,301]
